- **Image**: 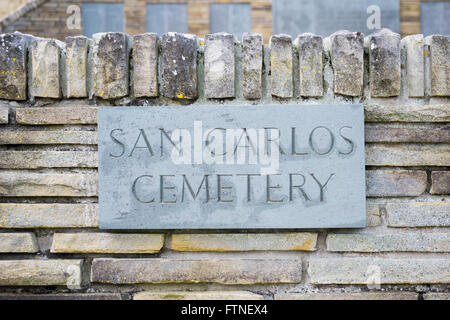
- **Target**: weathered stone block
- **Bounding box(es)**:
[160,32,198,99]
[0,233,38,253]
[275,292,418,300]
[366,170,427,197]
[15,106,98,125]
[134,291,264,300]
[366,144,450,166]
[132,33,158,97]
[0,203,98,228]
[0,151,98,169]
[270,34,293,98]
[0,32,30,100]
[431,171,450,195]
[365,124,450,143]
[295,33,323,97]
[91,258,302,284]
[0,172,97,197]
[0,131,98,145]
[366,204,381,227]
[30,38,65,98]
[423,293,450,300]
[365,104,450,122]
[52,233,164,253]
[366,29,401,97]
[329,30,364,96]
[91,32,130,99]
[327,233,449,252]
[205,33,235,98]
[386,202,450,227]
[0,260,82,287]
[0,106,8,124]
[171,233,317,252]
[65,36,89,98]
[242,33,262,99]
[309,258,450,284]
[401,34,424,97]
[425,35,450,97]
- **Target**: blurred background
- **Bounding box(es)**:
[0,0,449,42]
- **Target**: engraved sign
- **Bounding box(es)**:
[98,105,366,229]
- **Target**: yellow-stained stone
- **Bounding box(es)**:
[0,233,39,253]
[275,292,418,300]
[0,151,98,169]
[52,233,164,253]
[366,144,450,166]
[15,106,97,125]
[366,204,381,227]
[170,233,317,252]
[0,203,98,228]
[0,172,97,197]
[0,260,82,287]
[134,291,264,300]
[0,131,97,145]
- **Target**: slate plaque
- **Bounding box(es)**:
[273,0,399,38]
[147,4,188,35]
[421,2,450,36]
[82,3,124,38]
[98,105,366,229]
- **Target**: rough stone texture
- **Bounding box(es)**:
[329,30,364,96]
[91,258,302,284]
[401,34,424,97]
[366,170,427,197]
[327,233,449,252]
[270,34,293,98]
[275,292,418,300]
[0,203,98,228]
[29,38,64,98]
[0,151,98,168]
[365,104,450,122]
[134,291,264,300]
[366,29,401,97]
[0,131,97,145]
[0,294,122,300]
[0,233,38,253]
[91,32,129,99]
[160,32,197,99]
[309,258,450,284]
[0,260,82,287]
[386,202,450,227]
[170,233,317,252]
[423,293,450,300]
[52,233,164,253]
[0,106,8,124]
[0,32,30,100]
[204,33,235,99]
[242,33,262,99]
[295,33,323,97]
[365,125,450,143]
[65,36,89,98]
[0,172,97,197]
[366,204,381,227]
[15,106,97,125]
[425,35,450,97]
[132,33,158,98]
[430,171,450,195]
[366,144,450,166]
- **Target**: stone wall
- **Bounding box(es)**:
[0,28,449,300]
